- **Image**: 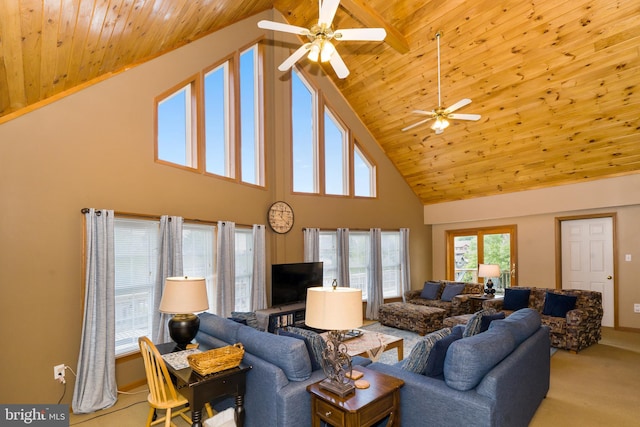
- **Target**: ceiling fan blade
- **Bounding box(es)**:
[278,44,311,71]
[319,0,340,27]
[329,50,350,78]
[402,118,433,131]
[449,113,481,121]
[445,98,472,113]
[334,28,387,41]
[258,20,309,36]
[412,109,436,116]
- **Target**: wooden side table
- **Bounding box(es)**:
[307,366,404,427]
[469,294,503,312]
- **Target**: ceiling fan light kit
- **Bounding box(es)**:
[402,31,481,134]
[257,0,386,79]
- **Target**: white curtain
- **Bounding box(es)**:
[337,228,350,287]
[400,228,411,301]
[72,209,117,414]
[303,228,320,262]
[251,224,267,311]
[216,221,236,317]
[366,228,383,320]
[153,215,184,343]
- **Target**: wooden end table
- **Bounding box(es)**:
[469,294,503,311]
[307,366,404,427]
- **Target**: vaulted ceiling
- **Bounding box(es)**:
[1,0,638,205]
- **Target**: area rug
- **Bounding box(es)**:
[361,322,558,365]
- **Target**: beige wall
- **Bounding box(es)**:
[427,175,640,330]
[0,11,429,405]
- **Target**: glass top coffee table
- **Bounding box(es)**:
[321,329,404,361]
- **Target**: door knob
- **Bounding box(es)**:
[607,276,612,280]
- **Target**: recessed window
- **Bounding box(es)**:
[354,144,375,197]
[292,69,317,193]
[204,63,231,177]
[157,83,195,168]
[324,107,348,195]
[239,46,263,185]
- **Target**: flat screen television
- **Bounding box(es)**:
[271,262,323,307]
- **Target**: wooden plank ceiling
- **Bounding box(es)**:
[1,0,638,205]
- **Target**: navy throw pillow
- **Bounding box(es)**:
[542,292,577,318]
[278,330,322,371]
[503,288,531,311]
[420,281,441,300]
[423,327,463,378]
[440,283,466,302]
[228,317,248,325]
[479,312,506,333]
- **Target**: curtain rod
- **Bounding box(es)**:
[80,208,254,228]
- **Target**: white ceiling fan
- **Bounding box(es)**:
[402,31,481,134]
[257,0,386,78]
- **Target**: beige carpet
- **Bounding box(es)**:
[69,328,640,427]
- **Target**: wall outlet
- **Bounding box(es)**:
[54,364,66,383]
[634,304,640,313]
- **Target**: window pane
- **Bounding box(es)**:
[319,231,338,286]
[354,145,374,197]
[235,229,253,312]
[349,232,369,300]
[114,218,159,355]
[183,223,216,311]
[454,236,478,282]
[204,64,230,176]
[240,47,260,185]
[157,85,192,167]
[483,233,511,292]
[292,70,316,193]
[382,232,401,298]
[324,108,347,195]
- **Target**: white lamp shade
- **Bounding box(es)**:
[159,276,209,314]
[478,264,500,278]
[305,286,362,331]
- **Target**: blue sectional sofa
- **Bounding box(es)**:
[368,308,551,427]
[194,312,371,427]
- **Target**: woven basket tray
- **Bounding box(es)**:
[187,343,244,376]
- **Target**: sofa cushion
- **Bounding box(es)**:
[489,307,541,345]
[281,326,326,371]
[444,328,516,391]
[402,328,452,374]
[479,312,506,333]
[198,312,243,344]
[237,325,312,381]
[542,292,577,317]
[423,327,463,378]
[503,288,531,311]
[420,281,441,300]
[440,283,466,302]
[463,308,497,338]
[231,311,260,329]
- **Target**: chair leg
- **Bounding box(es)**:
[164,409,172,427]
[146,407,155,427]
[205,402,214,418]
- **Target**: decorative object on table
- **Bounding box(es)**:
[159,276,209,349]
[478,264,500,296]
[305,280,363,397]
[187,343,245,376]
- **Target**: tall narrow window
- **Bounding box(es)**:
[239,46,263,185]
[157,83,195,167]
[348,232,370,300]
[319,231,338,285]
[183,223,216,310]
[235,228,254,312]
[324,107,348,195]
[292,69,317,193]
[204,63,231,177]
[354,144,375,197]
[381,232,401,298]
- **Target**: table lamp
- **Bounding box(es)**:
[478,264,500,296]
[159,276,209,349]
[305,282,362,397]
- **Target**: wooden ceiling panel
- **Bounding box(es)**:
[1,0,638,205]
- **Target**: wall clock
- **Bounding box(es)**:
[267,201,294,234]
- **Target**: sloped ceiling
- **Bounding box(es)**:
[1,0,639,204]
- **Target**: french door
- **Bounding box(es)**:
[446,225,518,293]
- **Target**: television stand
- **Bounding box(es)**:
[256,302,306,333]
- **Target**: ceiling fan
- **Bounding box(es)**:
[402,31,481,134]
[257,0,386,78]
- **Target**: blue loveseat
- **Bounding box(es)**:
[194,312,371,427]
[368,308,551,427]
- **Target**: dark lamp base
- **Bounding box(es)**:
[168,313,200,350]
[318,377,355,397]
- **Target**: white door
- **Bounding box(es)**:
[560,217,614,327]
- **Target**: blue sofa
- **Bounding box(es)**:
[195,312,371,427]
[368,308,551,427]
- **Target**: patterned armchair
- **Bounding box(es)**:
[405,280,484,316]
[483,287,603,352]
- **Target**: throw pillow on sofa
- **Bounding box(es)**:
[231,311,260,329]
[542,292,577,317]
[502,288,531,311]
[479,312,506,333]
[423,326,463,378]
[278,329,323,371]
[463,308,497,338]
[402,328,452,374]
[280,326,327,371]
[420,281,441,300]
[440,283,466,302]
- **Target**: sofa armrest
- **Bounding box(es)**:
[451,294,475,316]
[405,289,422,301]
[565,308,592,326]
[482,298,504,311]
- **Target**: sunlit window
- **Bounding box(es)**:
[292,69,317,193]
[157,83,195,167]
[324,108,348,195]
[354,144,376,197]
[204,63,231,177]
